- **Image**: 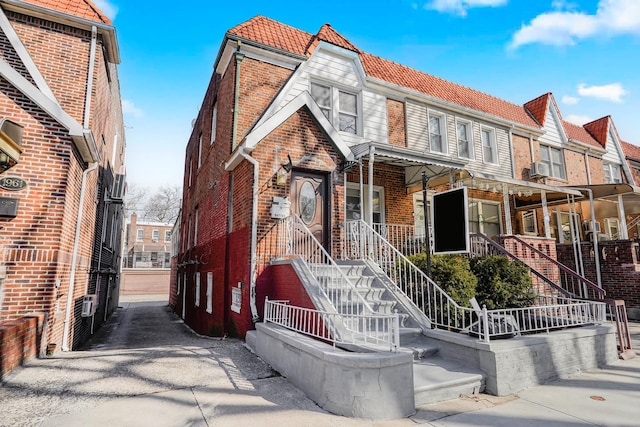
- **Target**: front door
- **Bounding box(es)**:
[290,170,329,248]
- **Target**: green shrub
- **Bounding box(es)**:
[407,253,477,307]
[470,255,536,309]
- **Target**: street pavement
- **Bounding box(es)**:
[1,296,639,426]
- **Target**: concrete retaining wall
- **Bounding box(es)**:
[426,324,618,395]
[252,323,415,420]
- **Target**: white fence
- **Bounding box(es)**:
[264,298,400,351]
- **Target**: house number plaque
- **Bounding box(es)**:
[0,177,27,191]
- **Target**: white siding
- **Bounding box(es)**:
[539,104,564,147]
[406,100,429,151]
[603,129,623,164]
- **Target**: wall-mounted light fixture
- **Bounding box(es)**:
[277,154,293,186]
[0,119,23,173]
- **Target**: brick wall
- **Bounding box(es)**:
[0,313,45,380]
[387,99,406,148]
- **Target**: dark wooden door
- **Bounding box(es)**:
[290,171,328,248]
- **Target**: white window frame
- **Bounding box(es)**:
[554,210,581,244]
[456,119,474,160]
[481,126,498,165]
[522,210,537,235]
[603,163,622,184]
[152,229,159,242]
[136,229,144,242]
[206,272,213,314]
[346,183,385,224]
[428,110,448,154]
[193,208,199,247]
[604,217,620,239]
[165,230,171,242]
[310,81,361,136]
[197,133,202,169]
[211,103,217,144]
[469,199,502,236]
[194,272,201,307]
[540,145,566,179]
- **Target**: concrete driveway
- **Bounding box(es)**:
[1,298,639,426]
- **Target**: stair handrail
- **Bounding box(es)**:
[345,220,476,333]
[501,235,605,300]
[268,215,375,316]
[470,233,577,299]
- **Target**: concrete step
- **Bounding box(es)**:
[399,329,439,359]
[413,357,484,406]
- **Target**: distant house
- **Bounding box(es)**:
[173,16,640,339]
[0,0,126,354]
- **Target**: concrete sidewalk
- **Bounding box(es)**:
[1,301,639,426]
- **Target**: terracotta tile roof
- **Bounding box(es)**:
[227,17,541,129]
[524,93,550,126]
[622,140,640,161]
[584,116,610,148]
[228,15,311,57]
[563,120,602,148]
[19,0,111,24]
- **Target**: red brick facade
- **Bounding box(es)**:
[0,2,125,359]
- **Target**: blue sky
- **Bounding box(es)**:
[98,0,640,191]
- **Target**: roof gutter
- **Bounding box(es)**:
[0,0,120,63]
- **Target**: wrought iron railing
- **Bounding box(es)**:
[264,298,400,351]
[372,223,430,258]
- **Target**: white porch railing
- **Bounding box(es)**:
[372,223,430,258]
[264,298,400,351]
[257,215,374,317]
[345,220,606,342]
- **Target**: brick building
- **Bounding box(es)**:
[0,0,125,356]
[174,16,640,337]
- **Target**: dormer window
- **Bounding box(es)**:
[311,82,359,135]
[603,163,622,184]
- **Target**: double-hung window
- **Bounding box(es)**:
[481,127,498,164]
[428,112,447,154]
[346,183,384,224]
[522,210,537,235]
[165,230,171,242]
[311,82,359,135]
[152,229,159,242]
[603,163,622,183]
[456,120,473,159]
[136,229,144,242]
[540,145,566,179]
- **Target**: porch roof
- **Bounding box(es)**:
[573,184,640,217]
[351,141,469,188]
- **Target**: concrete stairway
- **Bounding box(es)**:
[329,260,485,405]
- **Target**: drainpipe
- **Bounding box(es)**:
[368,146,375,226]
[83,26,97,129]
[62,162,98,351]
[574,187,602,288]
[230,42,259,322]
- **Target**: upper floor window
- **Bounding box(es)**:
[481,127,498,164]
[188,156,193,187]
[197,133,203,169]
[603,163,622,184]
[540,145,566,179]
[310,82,359,135]
[165,230,171,242]
[211,103,217,144]
[456,120,473,159]
[428,112,447,154]
[193,208,199,247]
[152,229,159,242]
[136,229,144,241]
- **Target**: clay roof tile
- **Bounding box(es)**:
[21,0,111,25]
[583,116,611,148]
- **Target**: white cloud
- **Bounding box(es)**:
[565,114,592,125]
[425,0,507,17]
[510,0,640,49]
[122,99,144,118]
[93,0,118,20]
[577,82,627,103]
[562,95,580,105]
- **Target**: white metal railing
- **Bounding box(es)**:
[345,220,476,332]
[372,223,431,258]
[264,298,400,351]
[476,296,607,343]
[345,220,606,342]
[257,215,374,317]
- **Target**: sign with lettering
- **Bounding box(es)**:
[0,197,19,217]
[0,177,27,191]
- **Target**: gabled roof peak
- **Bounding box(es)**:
[583,116,611,148]
[524,93,552,126]
[310,23,361,54]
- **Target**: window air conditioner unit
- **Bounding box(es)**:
[530,162,549,178]
[111,174,126,200]
[81,294,98,317]
[582,221,601,233]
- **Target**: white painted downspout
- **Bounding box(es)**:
[368,146,375,226]
[62,162,98,351]
[239,148,260,322]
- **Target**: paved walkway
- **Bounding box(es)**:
[1,298,639,426]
